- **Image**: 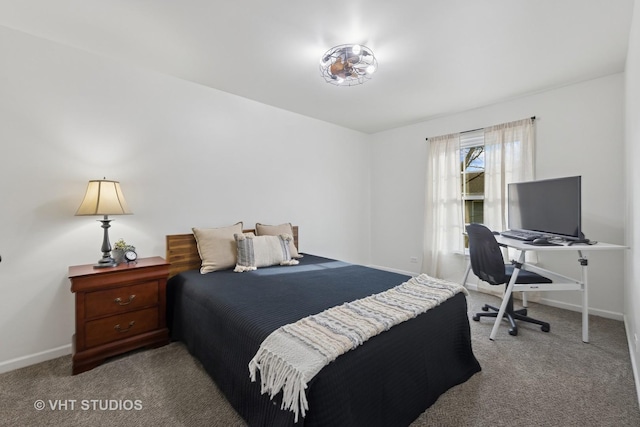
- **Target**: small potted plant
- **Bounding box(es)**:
[112,238,135,264]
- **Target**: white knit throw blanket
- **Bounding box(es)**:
[248,273,468,422]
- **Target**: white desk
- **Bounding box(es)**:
[464,236,626,342]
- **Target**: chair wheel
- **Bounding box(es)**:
[481,306,489,312]
[472,315,480,321]
[541,325,550,333]
[508,328,518,336]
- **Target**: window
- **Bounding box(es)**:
[424,118,534,277]
[460,130,484,247]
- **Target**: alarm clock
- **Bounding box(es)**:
[124,249,138,262]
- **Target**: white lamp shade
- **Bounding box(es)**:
[75,180,132,216]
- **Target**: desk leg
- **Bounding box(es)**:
[579,251,589,343]
[489,251,526,340]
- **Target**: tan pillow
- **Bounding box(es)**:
[255,222,301,258]
[193,222,243,273]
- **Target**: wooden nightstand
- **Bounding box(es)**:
[69,256,170,375]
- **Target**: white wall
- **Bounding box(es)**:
[0,19,634,377]
[370,73,626,319]
[0,26,371,372]
[624,0,640,402]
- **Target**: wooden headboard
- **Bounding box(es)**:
[166,226,299,278]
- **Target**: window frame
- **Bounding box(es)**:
[460,130,485,248]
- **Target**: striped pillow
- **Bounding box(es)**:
[234,234,299,272]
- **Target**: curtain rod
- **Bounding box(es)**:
[425,116,536,141]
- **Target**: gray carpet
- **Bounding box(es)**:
[1,290,639,427]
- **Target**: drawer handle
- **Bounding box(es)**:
[114,321,135,333]
[114,295,136,306]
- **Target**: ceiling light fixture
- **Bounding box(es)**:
[319,44,377,86]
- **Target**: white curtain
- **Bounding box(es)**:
[483,117,535,231]
[480,117,536,295]
[423,133,462,277]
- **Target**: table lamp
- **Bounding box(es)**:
[75,179,132,268]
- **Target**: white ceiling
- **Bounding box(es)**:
[0,0,634,133]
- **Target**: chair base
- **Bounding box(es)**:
[472,301,550,336]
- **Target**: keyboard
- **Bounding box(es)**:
[500,230,544,241]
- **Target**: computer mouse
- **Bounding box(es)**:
[532,238,549,245]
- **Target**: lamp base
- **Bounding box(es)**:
[93,216,117,268]
[94,256,117,268]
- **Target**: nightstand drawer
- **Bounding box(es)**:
[85,307,159,348]
[84,281,159,318]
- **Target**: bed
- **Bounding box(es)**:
[166,227,481,426]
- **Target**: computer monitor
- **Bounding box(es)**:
[507,176,582,240]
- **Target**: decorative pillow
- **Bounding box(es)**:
[255,222,301,258]
[193,222,243,274]
[234,233,299,272]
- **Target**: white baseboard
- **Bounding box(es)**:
[463,281,624,321]
[366,265,418,277]
[623,315,640,409]
[0,344,71,374]
[537,297,623,321]
[464,282,479,292]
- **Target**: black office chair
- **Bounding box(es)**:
[466,223,552,336]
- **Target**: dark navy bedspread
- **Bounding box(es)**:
[167,254,480,427]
